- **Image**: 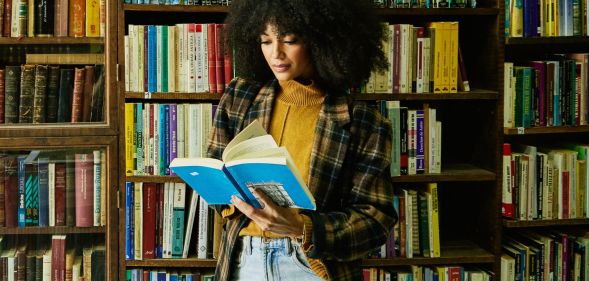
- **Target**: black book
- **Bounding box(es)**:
[45,66,60,123]
[56,68,74,123]
[4,66,21,123]
[90,64,104,122]
[34,0,54,36]
[18,64,36,124]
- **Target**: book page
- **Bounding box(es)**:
[223,120,267,160]
[223,135,278,162]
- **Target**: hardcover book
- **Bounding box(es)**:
[170,120,315,210]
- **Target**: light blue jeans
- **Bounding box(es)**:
[231,236,324,281]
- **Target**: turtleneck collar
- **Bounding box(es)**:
[277,79,325,106]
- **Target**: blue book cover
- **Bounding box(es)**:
[37,158,49,226]
[17,156,26,227]
[415,109,424,174]
[125,182,135,260]
[170,120,315,210]
[171,183,186,257]
[147,25,157,93]
[24,161,39,226]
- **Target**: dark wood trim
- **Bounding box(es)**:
[0,227,106,235]
[506,36,589,45]
[0,124,116,138]
[375,7,500,16]
[504,125,589,135]
[123,4,229,13]
[361,241,495,266]
[125,259,218,268]
[0,37,104,45]
[503,218,589,228]
[391,164,495,182]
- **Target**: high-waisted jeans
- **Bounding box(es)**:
[231,236,323,281]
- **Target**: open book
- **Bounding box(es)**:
[169,120,316,210]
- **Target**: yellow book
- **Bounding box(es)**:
[436,266,446,281]
[27,0,33,37]
[86,0,100,37]
[510,0,524,37]
[125,103,135,176]
[553,0,559,36]
[445,22,459,93]
[577,160,586,218]
[428,24,443,94]
[428,183,441,257]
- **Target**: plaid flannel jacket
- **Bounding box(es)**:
[208,78,397,281]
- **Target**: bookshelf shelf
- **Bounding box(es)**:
[391,164,495,182]
[125,92,222,101]
[0,37,104,45]
[506,36,589,45]
[503,125,589,135]
[126,175,185,183]
[375,8,500,16]
[361,241,495,266]
[353,90,498,101]
[125,259,217,268]
[0,226,106,235]
[123,4,228,13]
[503,218,589,228]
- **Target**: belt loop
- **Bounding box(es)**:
[244,236,252,255]
[285,238,293,256]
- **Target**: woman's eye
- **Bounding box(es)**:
[260,40,271,45]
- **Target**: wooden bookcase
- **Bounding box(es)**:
[0,0,119,278]
[116,2,505,280]
[502,35,589,278]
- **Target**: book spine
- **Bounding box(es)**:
[125,182,135,260]
[70,67,85,123]
[171,183,186,257]
[19,64,35,124]
[169,104,177,176]
[503,143,515,218]
[93,150,101,226]
[32,65,48,124]
[45,66,60,123]
[34,0,53,36]
[143,183,156,259]
[416,110,425,174]
[0,70,4,124]
[24,161,39,226]
[207,24,216,94]
[4,66,20,124]
[74,152,94,227]
[4,156,17,227]
[69,0,85,37]
[85,0,99,37]
[37,158,49,226]
[82,65,94,122]
[3,0,11,37]
[64,153,74,226]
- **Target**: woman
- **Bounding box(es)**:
[207,0,397,280]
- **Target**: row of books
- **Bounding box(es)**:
[0,235,105,281]
[506,0,589,37]
[0,150,106,228]
[0,64,105,125]
[501,230,589,281]
[0,0,105,38]
[372,0,477,8]
[364,22,466,95]
[501,143,589,220]
[124,103,214,176]
[370,183,441,259]
[380,102,442,176]
[126,269,213,281]
[122,0,230,5]
[124,23,233,94]
[363,266,493,281]
[124,182,223,260]
[503,55,589,129]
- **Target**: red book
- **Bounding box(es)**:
[75,153,94,227]
[54,0,69,37]
[4,156,18,227]
[71,68,86,123]
[3,0,11,37]
[157,184,164,257]
[142,183,157,259]
[82,66,95,122]
[392,24,401,93]
[562,171,569,219]
[68,0,85,37]
[207,24,217,94]
[51,235,66,281]
[222,24,233,87]
[448,266,461,281]
[54,163,67,226]
[214,24,225,94]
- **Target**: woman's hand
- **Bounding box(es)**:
[231,189,304,238]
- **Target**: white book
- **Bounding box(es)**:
[182,191,199,258]
[399,24,409,93]
[521,145,538,220]
[403,189,413,258]
[176,104,186,159]
[187,23,197,93]
[125,35,130,92]
[172,183,187,257]
[187,104,201,158]
[197,196,209,259]
[422,37,431,93]
[42,249,52,281]
[128,26,137,92]
[168,26,176,92]
[176,24,186,92]
[162,182,170,258]
[93,150,102,226]
[48,163,55,226]
[408,110,417,175]
[201,24,210,93]
[434,121,442,173]
[156,25,163,92]
[134,182,143,260]
[201,103,213,157]
[416,38,425,93]
[153,105,160,175]
[10,0,18,37]
[100,150,107,226]
[501,254,515,281]
[195,24,205,93]
[72,256,82,281]
[387,24,394,93]
[428,108,436,174]
[504,62,514,127]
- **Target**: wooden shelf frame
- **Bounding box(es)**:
[506,36,589,45]
[504,125,589,135]
[503,218,589,228]
[0,37,104,45]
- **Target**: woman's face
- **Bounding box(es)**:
[260,24,313,82]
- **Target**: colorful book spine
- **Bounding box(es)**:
[74,152,94,227]
[125,182,134,260]
[171,183,186,257]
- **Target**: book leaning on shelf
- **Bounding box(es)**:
[170,120,316,210]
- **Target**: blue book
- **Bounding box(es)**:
[37,158,49,226]
[416,109,424,174]
[147,25,157,93]
[125,182,135,260]
[170,120,315,210]
[17,156,26,227]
